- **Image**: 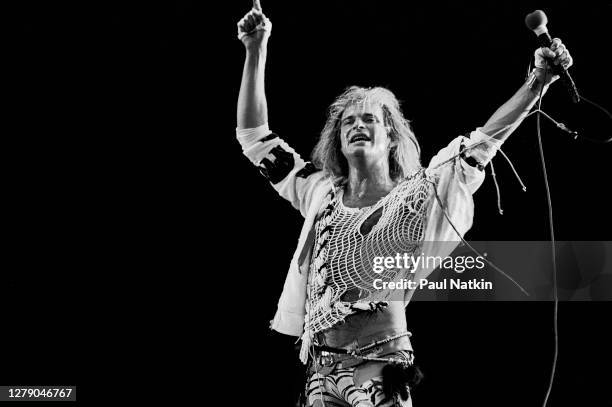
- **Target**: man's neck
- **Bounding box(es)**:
[345,165,395,201]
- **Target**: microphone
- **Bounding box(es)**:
[525,10,580,103]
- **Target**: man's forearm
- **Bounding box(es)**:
[237,47,268,130]
[480,69,549,143]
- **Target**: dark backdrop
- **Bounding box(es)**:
[8,0,612,405]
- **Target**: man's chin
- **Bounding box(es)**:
[347,146,368,155]
[345,147,376,160]
[347,142,372,152]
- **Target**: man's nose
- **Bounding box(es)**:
[353,118,366,129]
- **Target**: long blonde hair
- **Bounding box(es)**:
[311,86,421,182]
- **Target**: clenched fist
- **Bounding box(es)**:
[534,37,574,85]
[237,0,272,51]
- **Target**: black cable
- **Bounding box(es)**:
[528,93,612,144]
[536,65,559,407]
[428,179,529,296]
[576,94,612,144]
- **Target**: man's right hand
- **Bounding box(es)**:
[237,0,272,51]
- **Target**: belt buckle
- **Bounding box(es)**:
[364,345,383,356]
[319,351,335,367]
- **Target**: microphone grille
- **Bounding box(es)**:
[525,10,548,31]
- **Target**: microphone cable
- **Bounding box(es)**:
[533,58,612,406]
[576,94,612,144]
[534,63,559,407]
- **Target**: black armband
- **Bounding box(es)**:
[259,145,295,184]
[296,162,317,179]
[259,133,279,143]
[460,142,484,171]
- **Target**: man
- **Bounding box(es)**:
[235,2,572,406]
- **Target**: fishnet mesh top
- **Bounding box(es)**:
[300,170,431,362]
[236,123,492,347]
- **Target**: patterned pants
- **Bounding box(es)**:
[305,365,413,407]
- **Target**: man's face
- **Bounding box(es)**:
[339,102,392,164]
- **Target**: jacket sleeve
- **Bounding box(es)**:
[414,130,494,284]
[424,128,502,239]
[236,123,330,218]
[426,128,495,196]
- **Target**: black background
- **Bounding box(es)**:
[7,0,612,405]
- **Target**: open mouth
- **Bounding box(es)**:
[350,133,371,143]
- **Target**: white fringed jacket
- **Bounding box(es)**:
[237,123,497,337]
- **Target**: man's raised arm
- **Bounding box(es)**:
[236,0,272,130]
[462,38,573,167]
[480,38,574,143]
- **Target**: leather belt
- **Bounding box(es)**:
[310,331,412,376]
